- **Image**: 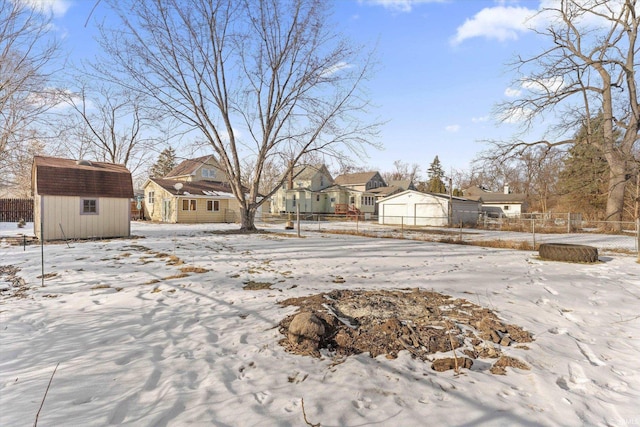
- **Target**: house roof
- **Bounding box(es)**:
[33,156,133,198]
[368,185,403,198]
[463,185,526,204]
[387,180,414,190]
[287,164,331,181]
[165,155,216,178]
[334,171,380,186]
[149,178,243,198]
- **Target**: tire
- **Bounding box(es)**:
[538,243,598,263]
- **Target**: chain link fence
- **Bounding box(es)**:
[257,212,640,257]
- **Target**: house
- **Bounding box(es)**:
[143,155,246,223]
[463,185,527,218]
[271,165,385,216]
[270,164,334,214]
[32,156,134,241]
[377,190,481,227]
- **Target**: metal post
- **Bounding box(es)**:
[40,198,44,287]
[401,216,404,236]
[636,218,640,261]
[567,212,571,233]
[296,204,300,238]
[532,218,536,249]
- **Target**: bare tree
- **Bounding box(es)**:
[489,0,639,227]
[0,0,59,194]
[381,160,421,184]
[61,82,163,176]
[96,0,379,231]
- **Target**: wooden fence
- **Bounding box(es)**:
[0,198,34,222]
[131,200,146,220]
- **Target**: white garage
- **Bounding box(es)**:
[377,190,480,227]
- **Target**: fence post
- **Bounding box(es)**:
[567,212,571,233]
[401,216,404,236]
[532,218,536,249]
[637,218,640,261]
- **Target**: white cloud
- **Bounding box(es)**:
[499,106,533,124]
[358,0,446,13]
[320,62,352,78]
[445,124,460,133]
[471,115,490,123]
[19,0,71,18]
[451,6,537,45]
[504,87,521,98]
[521,76,565,94]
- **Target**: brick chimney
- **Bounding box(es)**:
[504,184,510,194]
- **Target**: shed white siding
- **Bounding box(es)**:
[35,195,130,240]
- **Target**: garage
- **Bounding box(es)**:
[377,190,480,227]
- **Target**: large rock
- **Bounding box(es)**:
[288,312,326,352]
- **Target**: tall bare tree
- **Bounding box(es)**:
[489,0,639,228]
[381,160,421,184]
[96,0,379,231]
[0,0,59,194]
[61,82,162,176]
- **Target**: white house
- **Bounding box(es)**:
[377,190,481,227]
[463,185,527,218]
[32,156,134,241]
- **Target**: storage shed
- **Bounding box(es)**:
[377,190,481,227]
[32,156,134,241]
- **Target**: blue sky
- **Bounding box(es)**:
[43,0,551,176]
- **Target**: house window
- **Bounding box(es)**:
[202,168,216,179]
[207,200,220,211]
[296,182,303,188]
[362,196,374,206]
[349,196,355,205]
[504,206,510,210]
[330,197,335,203]
[316,194,320,202]
[292,195,296,207]
[182,199,197,211]
[81,198,98,215]
[148,191,155,204]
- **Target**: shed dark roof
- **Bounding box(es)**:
[33,156,133,198]
[165,155,216,178]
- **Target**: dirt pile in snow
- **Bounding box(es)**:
[279,289,533,374]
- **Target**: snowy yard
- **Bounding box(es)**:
[1,222,639,426]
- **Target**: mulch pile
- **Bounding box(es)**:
[279,289,533,374]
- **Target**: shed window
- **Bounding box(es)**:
[81,199,98,215]
[148,191,155,204]
[503,205,510,210]
[207,200,220,211]
[182,199,197,211]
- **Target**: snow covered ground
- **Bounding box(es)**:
[1,221,639,426]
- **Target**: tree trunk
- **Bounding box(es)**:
[239,204,258,232]
[604,156,628,230]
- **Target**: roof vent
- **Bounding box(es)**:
[76,159,92,166]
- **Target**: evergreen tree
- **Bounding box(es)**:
[558,143,609,219]
[557,114,612,219]
[425,156,447,193]
[149,147,177,178]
